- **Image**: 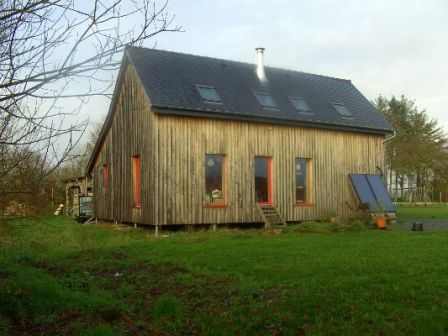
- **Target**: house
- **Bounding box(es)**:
[64,176,93,219]
[86,46,394,229]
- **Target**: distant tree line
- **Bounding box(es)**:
[374,95,448,202]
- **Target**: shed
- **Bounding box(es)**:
[64,176,93,219]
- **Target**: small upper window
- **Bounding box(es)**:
[254,92,276,108]
[196,85,221,102]
[331,103,353,118]
[289,97,311,112]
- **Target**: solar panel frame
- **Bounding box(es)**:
[349,174,395,213]
[366,175,395,212]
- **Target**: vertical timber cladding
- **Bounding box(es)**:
[91,63,384,225]
[92,63,156,224]
[155,114,384,225]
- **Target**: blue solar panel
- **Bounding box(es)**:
[349,174,378,211]
[349,174,395,213]
[366,175,395,212]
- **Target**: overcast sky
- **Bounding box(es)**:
[90,0,448,133]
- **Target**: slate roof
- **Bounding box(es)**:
[127,46,394,134]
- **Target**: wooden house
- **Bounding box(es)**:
[86,47,394,229]
[64,176,93,219]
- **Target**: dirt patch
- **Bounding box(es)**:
[0,237,12,246]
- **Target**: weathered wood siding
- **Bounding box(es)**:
[92,66,385,225]
[92,63,156,224]
[154,115,384,225]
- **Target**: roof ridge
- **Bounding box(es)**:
[126,45,351,83]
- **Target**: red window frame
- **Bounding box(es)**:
[255,156,273,205]
[204,154,227,208]
[102,164,109,187]
[295,158,313,207]
[132,156,141,208]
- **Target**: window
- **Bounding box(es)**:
[132,156,141,208]
[255,156,273,204]
[331,103,353,118]
[205,154,226,206]
[254,92,276,108]
[289,97,311,112]
[196,85,222,102]
[295,158,311,204]
[102,164,109,187]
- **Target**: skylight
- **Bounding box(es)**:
[196,85,221,102]
[331,103,353,118]
[254,92,276,108]
[289,97,311,112]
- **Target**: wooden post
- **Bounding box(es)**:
[155,225,159,237]
[134,222,137,229]
[211,223,217,232]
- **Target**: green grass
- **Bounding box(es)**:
[1,216,448,335]
[396,203,448,219]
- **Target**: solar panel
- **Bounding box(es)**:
[349,174,395,213]
[366,175,395,212]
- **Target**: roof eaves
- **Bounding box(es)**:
[152,105,394,135]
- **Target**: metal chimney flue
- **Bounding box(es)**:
[255,47,266,82]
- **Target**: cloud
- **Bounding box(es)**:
[149,0,448,132]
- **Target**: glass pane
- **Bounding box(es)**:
[296,158,307,202]
[255,93,276,108]
[205,154,224,204]
[290,97,311,112]
[255,157,270,203]
[197,86,221,101]
[332,103,353,117]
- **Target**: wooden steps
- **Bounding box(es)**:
[256,204,287,229]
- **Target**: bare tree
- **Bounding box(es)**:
[0,0,180,212]
[58,118,105,180]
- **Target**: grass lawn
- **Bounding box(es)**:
[1,217,448,335]
[396,204,448,219]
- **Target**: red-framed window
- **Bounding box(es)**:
[102,164,109,188]
[205,154,227,207]
[132,156,141,208]
[254,156,273,205]
[295,158,312,205]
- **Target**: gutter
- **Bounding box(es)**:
[381,130,396,144]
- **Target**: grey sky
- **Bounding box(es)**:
[90,0,448,132]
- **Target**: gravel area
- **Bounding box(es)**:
[391,218,448,231]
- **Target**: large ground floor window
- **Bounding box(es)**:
[255,156,273,204]
[296,158,311,204]
[205,154,226,206]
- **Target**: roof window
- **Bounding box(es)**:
[289,97,311,113]
[196,85,221,102]
[331,103,353,118]
[254,92,276,108]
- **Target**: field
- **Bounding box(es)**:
[1,217,448,335]
[395,203,448,219]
